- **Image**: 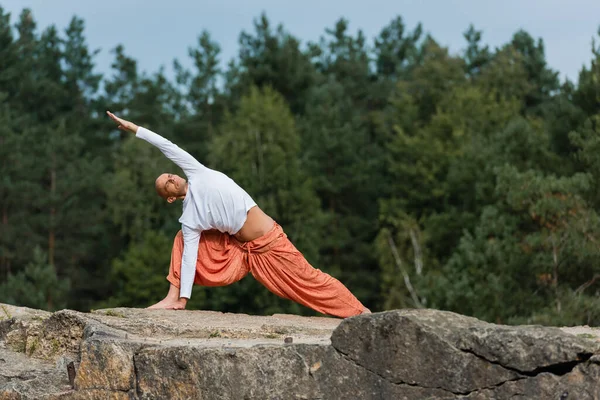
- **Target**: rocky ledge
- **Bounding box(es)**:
[0,303,599,400]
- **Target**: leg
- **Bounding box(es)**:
[248,235,369,318]
[146,283,180,309]
[147,231,187,309]
[148,230,249,309]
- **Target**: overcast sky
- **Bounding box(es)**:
[2,0,599,83]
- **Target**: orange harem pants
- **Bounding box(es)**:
[166,223,366,318]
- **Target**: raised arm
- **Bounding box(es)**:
[106,111,205,176]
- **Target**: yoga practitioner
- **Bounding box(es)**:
[107,111,370,318]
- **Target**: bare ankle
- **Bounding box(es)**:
[162,284,179,300]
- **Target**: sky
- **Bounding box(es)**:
[2,0,599,83]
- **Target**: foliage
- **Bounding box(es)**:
[1,7,600,325]
[0,247,70,311]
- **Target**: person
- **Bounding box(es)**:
[106,111,370,318]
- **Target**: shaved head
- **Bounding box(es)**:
[155,175,169,198]
[155,173,187,203]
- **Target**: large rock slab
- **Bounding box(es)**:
[331,309,599,396]
[87,307,340,344]
[1,304,599,399]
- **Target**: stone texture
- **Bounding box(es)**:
[58,389,133,400]
[396,309,596,371]
[1,304,599,400]
[463,360,600,399]
[331,309,600,397]
[0,347,72,399]
[331,310,520,393]
[75,339,139,392]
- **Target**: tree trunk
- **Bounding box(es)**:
[1,206,7,277]
[49,153,56,270]
[387,230,423,308]
[551,235,561,313]
[48,152,56,311]
[0,134,8,276]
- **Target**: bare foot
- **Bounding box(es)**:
[147,283,184,309]
[147,297,176,309]
[147,297,187,310]
[361,307,372,315]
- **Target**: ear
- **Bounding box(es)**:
[167,196,176,203]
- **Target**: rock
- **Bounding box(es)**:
[75,339,139,393]
[331,310,520,394]
[332,309,600,398]
[1,303,599,399]
[463,360,600,399]
[0,347,72,399]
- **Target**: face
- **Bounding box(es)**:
[155,173,186,203]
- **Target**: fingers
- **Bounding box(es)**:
[106,110,121,124]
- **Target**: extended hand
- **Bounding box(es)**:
[106,111,139,134]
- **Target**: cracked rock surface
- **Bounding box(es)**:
[1,303,599,399]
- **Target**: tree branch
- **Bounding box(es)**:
[386,231,424,308]
[576,274,600,295]
[409,227,423,276]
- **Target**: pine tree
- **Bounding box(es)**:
[228,13,317,114]
[0,247,70,311]
[433,166,600,325]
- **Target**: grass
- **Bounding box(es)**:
[209,330,222,338]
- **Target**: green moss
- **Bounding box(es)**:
[577,333,597,339]
[28,338,39,356]
[103,310,125,318]
[1,305,12,319]
[51,338,61,354]
[11,340,26,353]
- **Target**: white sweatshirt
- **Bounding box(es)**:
[136,127,257,298]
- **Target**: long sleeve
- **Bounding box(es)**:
[179,224,201,299]
[136,127,205,176]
